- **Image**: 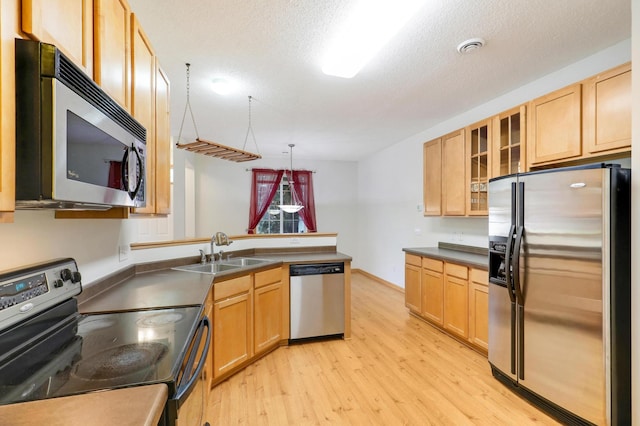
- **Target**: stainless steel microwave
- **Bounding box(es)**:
[15,39,146,210]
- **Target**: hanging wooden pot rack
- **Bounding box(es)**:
[176,138,262,162]
[175,64,261,162]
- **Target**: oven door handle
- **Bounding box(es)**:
[175,315,211,406]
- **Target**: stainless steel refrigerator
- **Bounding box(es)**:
[487,164,630,425]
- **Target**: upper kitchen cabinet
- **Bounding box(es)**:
[442,130,466,216]
[21,0,93,76]
[423,130,466,217]
[153,61,171,215]
[465,119,490,216]
[527,83,582,168]
[582,62,631,156]
[94,0,130,110]
[0,1,17,222]
[492,105,526,178]
[130,14,157,215]
[423,138,442,216]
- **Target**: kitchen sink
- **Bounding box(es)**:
[172,262,241,274]
[221,257,273,267]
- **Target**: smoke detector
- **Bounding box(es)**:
[457,38,485,54]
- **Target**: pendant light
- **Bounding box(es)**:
[279,144,304,214]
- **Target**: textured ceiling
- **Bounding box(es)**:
[127,0,630,162]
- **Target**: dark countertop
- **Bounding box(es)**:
[79,251,352,313]
[403,244,488,270]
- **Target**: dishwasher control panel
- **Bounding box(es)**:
[289,262,344,276]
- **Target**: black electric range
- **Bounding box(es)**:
[0,258,210,426]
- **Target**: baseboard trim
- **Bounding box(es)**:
[352,269,404,293]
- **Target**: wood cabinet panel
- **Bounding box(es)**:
[443,273,468,339]
[468,274,488,353]
[583,63,631,155]
[528,83,582,166]
[422,267,443,326]
[153,61,171,215]
[0,1,17,221]
[255,267,281,288]
[404,263,421,313]
[22,0,93,75]
[423,139,442,216]
[466,119,490,215]
[94,0,130,110]
[421,257,443,273]
[213,275,252,301]
[254,281,282,354]
[442,130,466,216]
[492,105,526,177]
[130,14,156,215]
[405,253,421,268]
[213,292,252,378]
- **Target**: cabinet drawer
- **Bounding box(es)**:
[405,253,422,267]
[255,267,281,289]
[445,263,468,279]
[422,257,443,273]
[470,268,488,286]
[214,275,252,301]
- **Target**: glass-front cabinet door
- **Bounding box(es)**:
[466,120,490,215]
[492,105,526,178]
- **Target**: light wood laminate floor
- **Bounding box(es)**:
[207,272,559,425]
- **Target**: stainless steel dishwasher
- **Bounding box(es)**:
[289,262,345,341]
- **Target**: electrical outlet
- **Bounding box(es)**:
[118,245,129,262]
[414,228,421,236]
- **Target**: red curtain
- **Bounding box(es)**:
[288,170,317,232]
[248,169,285,234]
[108,161,122,189]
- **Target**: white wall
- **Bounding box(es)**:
[191,154,359,264]
[357,39,631,288]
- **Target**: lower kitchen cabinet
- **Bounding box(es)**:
[254,268,283,355]
[404,254,422,313]
[468,268,489,353]
[404,253,487,354]
[212,275,252,379]
[210,266,287,385]
[443,263,468,339]
[421,258,443,326]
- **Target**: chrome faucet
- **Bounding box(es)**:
[211,231,233,262]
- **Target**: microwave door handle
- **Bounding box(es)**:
[121,145,143,200]
[130,145,143,198]
[175,316,211,405]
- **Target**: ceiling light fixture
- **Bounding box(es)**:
[210,78,233,95]
[321,0,427,78]
[457,38,486,54]
[279,144,304,214]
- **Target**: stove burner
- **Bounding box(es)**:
[136,312,185,327]
[77,316,117,333]
[72,342,167,381]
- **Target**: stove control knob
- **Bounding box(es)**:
[71,271,82,284]
[54,279,64,288]
[60,268,72,281]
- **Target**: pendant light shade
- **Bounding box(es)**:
[278,144,304,213]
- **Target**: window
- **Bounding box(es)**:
[248,168,316,234]
[256,177,307,234]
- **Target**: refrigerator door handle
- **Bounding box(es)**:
[504,223,517,374]
[513,226,525,305]
[513,225,525,380]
